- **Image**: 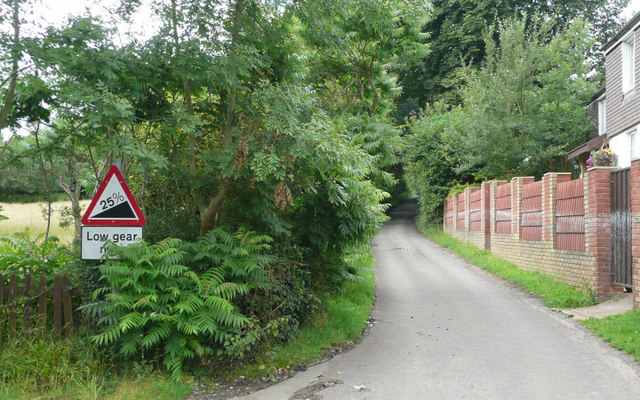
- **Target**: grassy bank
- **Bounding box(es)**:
[582,311,640,362]
[418,222,596,308]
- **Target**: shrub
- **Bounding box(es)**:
[85,228,273,381]
[0,231,73,278]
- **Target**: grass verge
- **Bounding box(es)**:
[0,328,191,400]
[582,311,640,362]
[419,222,596,308]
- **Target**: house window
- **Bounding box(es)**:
[598,99,606,135]
[622,32,636,94]
[631,131,637,160]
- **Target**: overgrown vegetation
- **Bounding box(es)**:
[237,253,375,379]
[420,224,596,308]
[0,245,375,399]
[85,229,274,381]
[1,0,428,385]
[0,231,72,277]
[582,311,640,362]
[406,17,597,224]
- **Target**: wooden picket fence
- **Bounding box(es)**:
[0,274,82,341]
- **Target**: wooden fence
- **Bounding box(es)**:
[457,195,465,229]
[556,178,585,251]
[469,189,481,231]
[521,181,543,241]
[0,274,81,340]
[495,183,512,233]
[445,198,454,226]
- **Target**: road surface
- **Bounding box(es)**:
[234,199,640,399]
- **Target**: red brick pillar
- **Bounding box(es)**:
[481,182,492,250]
[511,177,535,239]
[586,167,614,299]
[631,160,640,308]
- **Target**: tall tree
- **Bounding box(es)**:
[406,17,597,223]
[397,0,628,118]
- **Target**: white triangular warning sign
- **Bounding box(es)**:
[82,166,146,226]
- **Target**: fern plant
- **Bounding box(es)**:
[84,228,273,381]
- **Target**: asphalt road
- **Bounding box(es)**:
[234,199,640,399]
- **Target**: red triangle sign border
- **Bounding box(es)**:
[82,166,146,226]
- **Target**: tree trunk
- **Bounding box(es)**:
[197,0,245,236]
[0,0,21,134]
[34,124,52,240]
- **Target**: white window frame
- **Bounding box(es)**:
[631,130,637,161]
[598,98,606,135]
[622,32,636,94]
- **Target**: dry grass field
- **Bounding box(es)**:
[0,200,90,243]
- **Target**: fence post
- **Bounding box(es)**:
[542,173,571,243]
[38,274,47,331]
[53,276,62,338]
[63,277,74,336]
[456,194,463,233]
[8,274,17,336]
[464,188,471,233]
[511,177,535,239]
[481,182,492,250]
[631,159,640,308]
[586,166,614,299]
[23,274,33,337]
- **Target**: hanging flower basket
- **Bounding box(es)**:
[586,148,616,169]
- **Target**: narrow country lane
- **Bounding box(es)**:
[233,200,640,399]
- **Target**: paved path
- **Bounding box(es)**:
[234,200,640,399]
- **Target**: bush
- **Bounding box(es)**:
[85,228,274,381]
[0,231,73,278]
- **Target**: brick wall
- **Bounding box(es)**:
[444,169,623,301]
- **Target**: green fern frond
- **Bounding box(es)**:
[119,312,144,333]
[142,324,173,349]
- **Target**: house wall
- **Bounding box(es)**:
[610,133,633,168]
[606,27,640,140]
[587,100,599,125]
[444,169,621,300]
